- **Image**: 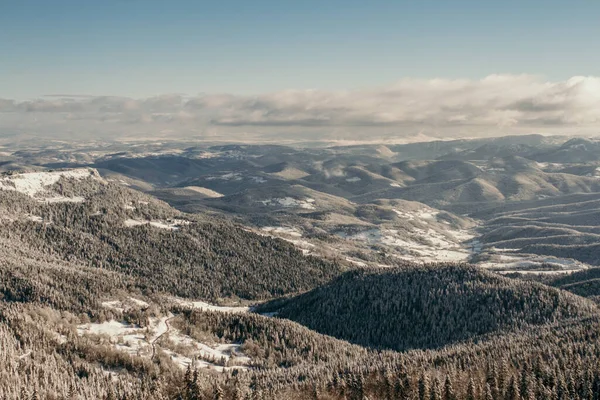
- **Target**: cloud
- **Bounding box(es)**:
[1,75,600,141]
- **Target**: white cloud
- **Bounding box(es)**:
[1,75,599,141]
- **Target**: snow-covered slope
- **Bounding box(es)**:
[0,168,101,202]
[79,298,252,371]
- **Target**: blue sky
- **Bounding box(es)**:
[1,0,599,99]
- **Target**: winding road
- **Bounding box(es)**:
[150,314,175,360]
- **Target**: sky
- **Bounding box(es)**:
[1,0,599,141]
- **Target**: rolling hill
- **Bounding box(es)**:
[256,265,595,351]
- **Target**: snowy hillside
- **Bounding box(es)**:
[0,168,102,202]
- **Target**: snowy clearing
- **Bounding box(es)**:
[336,225,473,263]
[206,172,243,181]
[41,196,85,203]
[124,218,190,230]
[184,186,224,198]
[259,197,316,210]
[78,307,252,371]
[261,226,303,237]
[171,298,250,313]
[0,168,99,200]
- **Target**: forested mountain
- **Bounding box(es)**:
[0,171,343,305]
[551,268,600,301]
[256,265,596,351]
[4,136,600,399]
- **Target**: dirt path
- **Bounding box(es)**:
[151,314,175,360]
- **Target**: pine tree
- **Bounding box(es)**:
[443,376,455,400]
[519,366,530,400]
[382,370,393,400]
[311,384,319,400]
[484,383,494,400]
[350,373,364,400]
[419,373,430,400]
[556,377,568,400]
[486,363,500,400]
[430,377,442,400]
[215,385,225,400]
[466,378,476,400]
[498,360,509,398]
[506,376,521,400]
[67,384,77,400]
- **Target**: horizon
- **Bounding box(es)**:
[2,0,600,141]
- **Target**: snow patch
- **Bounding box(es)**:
[124,218,190,230]
[206,172,243,181]
[250,176,267,183]
[345,258,367,267]
[261,226,302,237]
[26,215,43,223]
[41,196,85,203]
[259,197,316,210]
[336,225,472,263]
[171,298,249,313]
[0,168,98,201]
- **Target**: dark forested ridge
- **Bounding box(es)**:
[551,267,600,302]
[256,265,597,351]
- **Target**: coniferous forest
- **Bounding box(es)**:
[3,169,600,399]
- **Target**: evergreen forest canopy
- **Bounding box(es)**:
[3,136,600,399]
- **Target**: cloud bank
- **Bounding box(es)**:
[1,75,599,142]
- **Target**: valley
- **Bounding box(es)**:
[2,134,600,399]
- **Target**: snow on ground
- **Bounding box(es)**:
[165,327,251,371]
[259,197,316,210]
[124,218,190,230]
[124,219,144,227]
[257,226,314,254]
[346,177,362,182]
[390,182,402,188]
[26,215,43,223]
[261,226,302,237]
[41,196,85,203]
[393,207,448,226]
[206,172,243,181]
[149,315,170,343]
[77,314,171,357]
[250,176,267,183]
[184,186,223,198]
[101,297,150,312]
[79,303,252,371]
[345,257,367,267]
[478,254,589,274]
[415,209,438,221]
[0,168,98,201]
[281,238,315,255]
[101,301,124,313]
[171,298,249,313]
[336,224,473,263]
[129,297,149,307]
[448,229,475,242]
[78,320,139,337]
[392,209,414,220]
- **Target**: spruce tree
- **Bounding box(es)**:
[419,373,430,400]
[443,376,455,400]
